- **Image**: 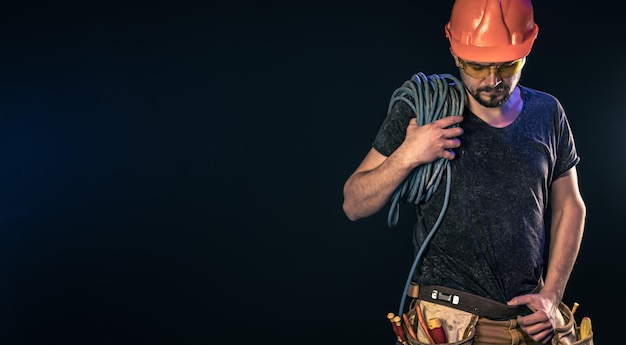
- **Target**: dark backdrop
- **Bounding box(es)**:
[0,1,622,344]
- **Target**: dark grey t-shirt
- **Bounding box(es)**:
[373,84,580,303]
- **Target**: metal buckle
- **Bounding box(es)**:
[430,289,460,305]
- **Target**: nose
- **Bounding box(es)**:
[485,67,502,87]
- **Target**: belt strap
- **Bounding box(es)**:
[408,283,534,320]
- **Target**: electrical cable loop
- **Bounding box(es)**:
[384,73,466,316]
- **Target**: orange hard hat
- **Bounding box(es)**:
[445,0,539,62]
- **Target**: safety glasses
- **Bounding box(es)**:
[458,57,526,79]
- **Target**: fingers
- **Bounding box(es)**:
[412,115,463,127]
[508,293,559,344]
[434,126,463,161]
[403,115,464,163]
[507,294,531,306]
[437,139,460,160]
[437,116,464,137]
[428,115,464,129]
[519,320,554,344]
[442,115,464,128]
[440,148,456,160]
[517,310,555,344]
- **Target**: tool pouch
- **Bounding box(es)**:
[402,299,593,345]
[404,299,478,345]
[552,302,593,345]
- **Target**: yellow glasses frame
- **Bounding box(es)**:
[458,57,526,79]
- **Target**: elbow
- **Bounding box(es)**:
[343,201,361,221]
[580,198,587,215]
[343,190,384,221]
[574,193,587,220]
[579,200,587,223]
[563,197,587,228]
[342,182,362,221]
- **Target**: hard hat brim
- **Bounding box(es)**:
[447,24,538,63]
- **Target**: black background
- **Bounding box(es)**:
[0,1,622,344]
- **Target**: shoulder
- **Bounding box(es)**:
[519,85,567,117]
[519,85,561,106]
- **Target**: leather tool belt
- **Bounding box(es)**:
[408,283,533,320]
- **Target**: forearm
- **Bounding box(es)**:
[342,154,416,221]
[543,201,586,301]
[343,115,464,221]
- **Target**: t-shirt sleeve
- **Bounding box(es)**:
[372,99,415,157]
[553,100,580,179]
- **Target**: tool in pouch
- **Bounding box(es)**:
[565,302,594,344]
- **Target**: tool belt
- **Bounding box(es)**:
[394,282,594,345]
[407,283,532,320]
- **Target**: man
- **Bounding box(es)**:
[342,0,587,344]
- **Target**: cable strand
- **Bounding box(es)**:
[383,73,465,316]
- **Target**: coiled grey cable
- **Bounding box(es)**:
[383,72,466,317]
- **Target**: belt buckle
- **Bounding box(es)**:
[431,289,460,305]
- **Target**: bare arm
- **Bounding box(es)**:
[342,115,464,221]
[543,166,586,301]
[508,167,586,343]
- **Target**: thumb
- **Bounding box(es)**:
[507,294,530,306]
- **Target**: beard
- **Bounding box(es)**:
[470,84,511,108]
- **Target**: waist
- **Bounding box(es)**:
[407,281,542,320]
